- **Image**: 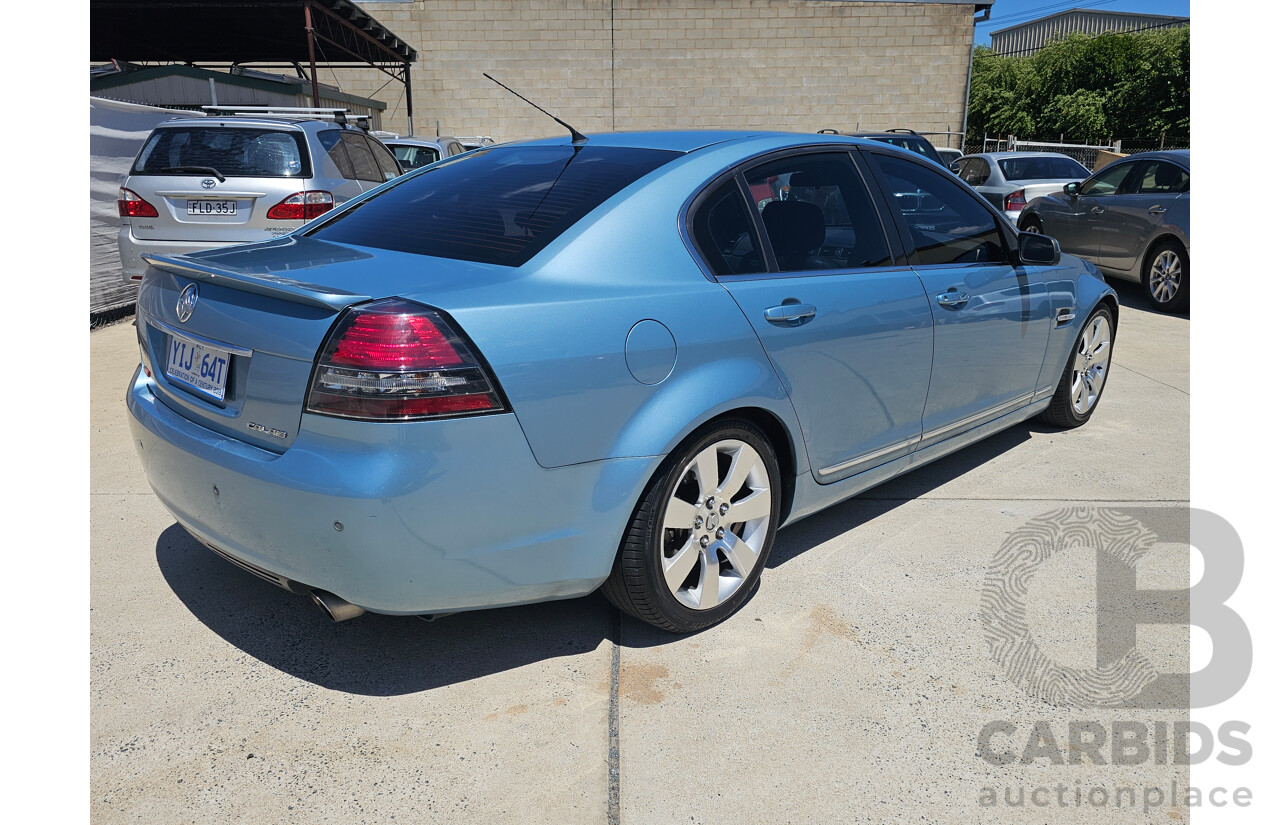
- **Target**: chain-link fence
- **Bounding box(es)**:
[961,136,1189,167]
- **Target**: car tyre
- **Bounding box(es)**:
[1039,303,1115,429]
[1143,241,1189,313]
[1019,215,1043,234]
[602,419,781,633]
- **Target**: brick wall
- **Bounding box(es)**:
[342,1,974,145]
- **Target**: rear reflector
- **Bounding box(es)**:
[1005,189,1027,212]
[306,298,506,421]
[266,191,334,221]
[118,187,159,218]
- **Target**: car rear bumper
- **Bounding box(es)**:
[126,366,656,615]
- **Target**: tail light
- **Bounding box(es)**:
[118,187,158,218]
[306,298,507,420]
[1004,189,1027,212]
[266,191,334,221]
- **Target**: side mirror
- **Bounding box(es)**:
[1063,182,1080,197]
[1018,231,1060,266]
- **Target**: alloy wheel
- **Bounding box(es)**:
[1071,314,1112,415]
[659,440,772,610]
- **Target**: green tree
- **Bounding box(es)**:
[965,26,1189,146]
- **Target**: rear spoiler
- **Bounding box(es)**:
[142,253,370,311]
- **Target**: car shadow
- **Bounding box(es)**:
[156,522,616,696]
[156,419,1042,692]
[1107,276,1189,318]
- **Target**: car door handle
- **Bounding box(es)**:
[936,291,970,308]
[763,303,817,326]
[1148,205,1167,215]
[1090,206,1107,215]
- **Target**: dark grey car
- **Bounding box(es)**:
[1018,150,1190,312]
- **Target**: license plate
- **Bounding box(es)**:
[187,199,237,216]
[165,333,231,401]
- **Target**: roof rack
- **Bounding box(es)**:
[200,106,371,128]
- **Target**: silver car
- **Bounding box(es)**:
[951,151,1091,224]
[375,135,470,173]
[117,116,402,282]
[1018,150,1190,313]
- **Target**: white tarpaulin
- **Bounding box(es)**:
[90,97,203,315]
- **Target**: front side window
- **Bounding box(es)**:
[1080,161,1135,197]
[133,127,311,178]
[744,153,891,272]
[869,153,1007,266]
[308,145,679,266]
[688,180,761,276]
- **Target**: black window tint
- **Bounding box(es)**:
[689,180,761,276]
[308,145,679,266]
[744,152,890,272]
[341,133,381,182]
[960,158,990,186]
[368,137,402,180]
[1133,161,1189,194]
[870,153,1007,266]
[997,156,1090,181]
[132,127,311,178]
[1080,162,1134,197]
[318,130,356,179]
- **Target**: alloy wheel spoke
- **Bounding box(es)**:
[720,531,757,577]
[717,443,758,500]
[663,497,699,530]
[697,552,720,610]
[692,448,720,500]
[730,489,771,523]
[663,537,700,593]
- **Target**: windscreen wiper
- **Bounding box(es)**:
[163,166,226,182]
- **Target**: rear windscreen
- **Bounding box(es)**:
[998,156,1090,181]
[133,127,312,178]
[306,144,681,266]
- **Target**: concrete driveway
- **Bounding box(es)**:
[92,279,1189,824]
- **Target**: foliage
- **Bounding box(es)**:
[966,26,1190,145]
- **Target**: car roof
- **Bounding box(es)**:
[152,116,349,132]
[960,152,1084,161]
[502,130,899,155]
[1132,149,1190,167]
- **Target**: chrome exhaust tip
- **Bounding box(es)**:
[310,589,366,622]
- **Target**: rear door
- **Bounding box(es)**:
[863,149,1052,446]
[126,125,315,243]
[704,150,936,484]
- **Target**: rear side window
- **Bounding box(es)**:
[689,180,762,276]
[318,130,356,179]
[133,127,311,178]
[393,145,440,171]
[340,133,382,183]
[367,138,402,181]
[308,145,680,266]
[745,152,891,272]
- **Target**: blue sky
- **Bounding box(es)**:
[974,0,1192,46]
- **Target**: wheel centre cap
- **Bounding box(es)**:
[705,513,719,531]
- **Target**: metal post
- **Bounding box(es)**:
[404,63,414,136]
[304,2,320,107]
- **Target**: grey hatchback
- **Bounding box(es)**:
[1018,150,1190,313]
[117,112,402,282]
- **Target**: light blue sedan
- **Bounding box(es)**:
[127,131,1117,632]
